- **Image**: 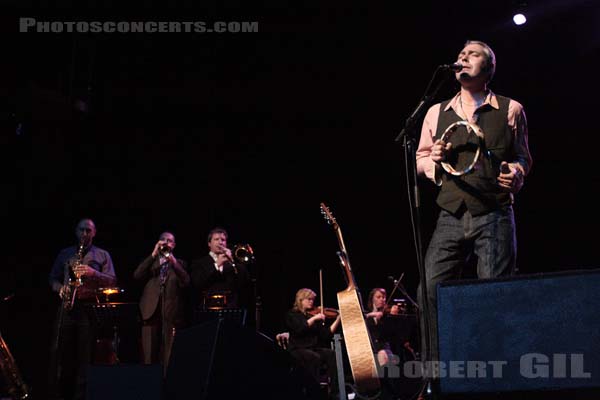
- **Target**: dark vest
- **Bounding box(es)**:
[435,95,513,216]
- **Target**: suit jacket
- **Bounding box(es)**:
[133,255,190,324]
[189,255,250,309]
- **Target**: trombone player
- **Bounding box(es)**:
[189,227,251,319]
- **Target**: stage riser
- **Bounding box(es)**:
[86,364,162,400]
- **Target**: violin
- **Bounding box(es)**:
[307,306,340,319]
[367,305,401,321]
[383,304,401,316]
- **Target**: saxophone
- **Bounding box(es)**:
[0,331,30,399]
[62,239,86,311]
[50,238,87,394]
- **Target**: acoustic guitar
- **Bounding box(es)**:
[320,202,380,395]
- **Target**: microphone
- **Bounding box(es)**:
[387,273,405,283]
[440,62,463,71]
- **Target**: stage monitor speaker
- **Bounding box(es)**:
[437,269,600,398]
[164,319,305,400]
[86,364,162,400]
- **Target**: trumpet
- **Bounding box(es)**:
[159,243,172,258]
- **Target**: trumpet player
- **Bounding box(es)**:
[415,40,532,367]
[189,227,250,315]
[133,231,189,373]
[48,218,116,400]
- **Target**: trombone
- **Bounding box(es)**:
[233,244,255,264]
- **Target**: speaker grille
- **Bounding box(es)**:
[437,269,600,395]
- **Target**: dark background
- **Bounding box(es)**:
[2,0,599,396]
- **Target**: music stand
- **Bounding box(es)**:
[383,314,418,351]
[194,307,247,326]
[87,302,139,364]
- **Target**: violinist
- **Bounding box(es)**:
[365,288,394,367]
[285,288,341,400]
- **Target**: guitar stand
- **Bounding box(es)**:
[332,334,382,400]
[332,333,347,400]
[345,384,381,400]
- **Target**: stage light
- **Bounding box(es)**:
[512,1,528,26]
[513,13,527,25]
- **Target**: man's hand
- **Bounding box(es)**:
[216,247,233,268]
[73,264,96,279]
[59,284,71,299]
[152,240,165,258]
[431,139,453,164]
[164,253,177,265]
[497,161,524,193]
[216,253,229,268]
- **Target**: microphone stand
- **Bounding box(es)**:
[248,257,260,330]
[394,66,455,400]
[250,259,261,330]
[159,256,169,378]
[389,275,419,312]
[252,276,261,331]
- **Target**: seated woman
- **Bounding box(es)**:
[365,287,395,367]
[285,288,341,399]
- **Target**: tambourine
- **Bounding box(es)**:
[439,120,485,176]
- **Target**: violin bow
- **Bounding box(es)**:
[319,269,325,325]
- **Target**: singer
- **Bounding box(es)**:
[189,227,250,318]
[133,231,189,374]
[415,40,532,365]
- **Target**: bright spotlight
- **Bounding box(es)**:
[513,13,527,25]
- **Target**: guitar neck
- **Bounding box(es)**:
[334,227,356,290]
[335,226,348,256]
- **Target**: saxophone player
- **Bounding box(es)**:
[48,218,116,400]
